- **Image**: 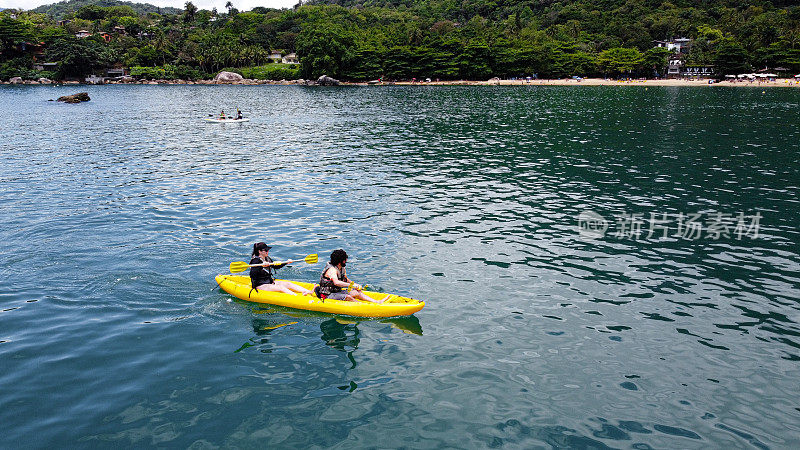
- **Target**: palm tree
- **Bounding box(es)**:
[183,2,198,24]
[153,29,170,65]
[225,1,233,14]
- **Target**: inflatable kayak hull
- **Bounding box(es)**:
[205,118,250,123]
[215,275,424,318]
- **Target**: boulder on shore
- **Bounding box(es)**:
[316,75,340,86]
[10,77,23,84]
[38,78,52,84]
[214,71,244,83]
[57,92,91,103]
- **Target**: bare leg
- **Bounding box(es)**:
[276,280,313,296]
[255,283,297,295]
[352,290,390,304]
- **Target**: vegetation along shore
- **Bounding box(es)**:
[1,0,799,84]
[4,77,800,88]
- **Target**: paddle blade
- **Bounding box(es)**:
[304,254,319,264]
[229,261,251,273]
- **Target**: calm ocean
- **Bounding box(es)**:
[1,85,798,448]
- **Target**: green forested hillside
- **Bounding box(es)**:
[298,0,800,79]
[0,0,798,81]
[31,0,180,19]
[309,0,800,51]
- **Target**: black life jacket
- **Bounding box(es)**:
[250,256,276,289]
[317,262,347,297]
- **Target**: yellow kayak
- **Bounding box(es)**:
[215,275,425,318]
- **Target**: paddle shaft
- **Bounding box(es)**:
[245,259,297,268]
[228,254,317,273]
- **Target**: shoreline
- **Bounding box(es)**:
[362,78,800,87]
[3,77,799,87]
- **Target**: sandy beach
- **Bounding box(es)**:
[377,77,800,88]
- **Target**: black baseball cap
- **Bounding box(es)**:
[254,242,272,252]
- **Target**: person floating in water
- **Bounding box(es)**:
[315,249,389,303]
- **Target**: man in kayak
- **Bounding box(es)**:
[235,109,243,120]
[315,249,389,303]
[250,242,313,295]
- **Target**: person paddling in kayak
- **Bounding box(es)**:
[250,242,313,295]
[219,110,227,120]
[315,249,389,303]
[235,109,243,120]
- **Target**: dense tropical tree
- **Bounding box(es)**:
[713,39,751,75]
[183,2,198,24]
[45,36,103,77]
[597,47,644,75]
[75,5,106,21]
[296,22,354,78]
[0,16,35,54]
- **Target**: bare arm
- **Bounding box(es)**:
[325,267,354,288]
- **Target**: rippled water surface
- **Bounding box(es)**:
[2,85,799,448]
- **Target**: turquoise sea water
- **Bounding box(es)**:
[1,85,799,448]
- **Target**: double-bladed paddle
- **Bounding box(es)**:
[229,253,319,273]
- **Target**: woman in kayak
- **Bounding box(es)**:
[250,242,313,295]
[219,110,226,120]
[316,249,389,303]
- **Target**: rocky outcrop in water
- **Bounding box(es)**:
[9,77,23,84]
[57,92,91,103]
[316,75,340,86]
[214,71,244,83]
